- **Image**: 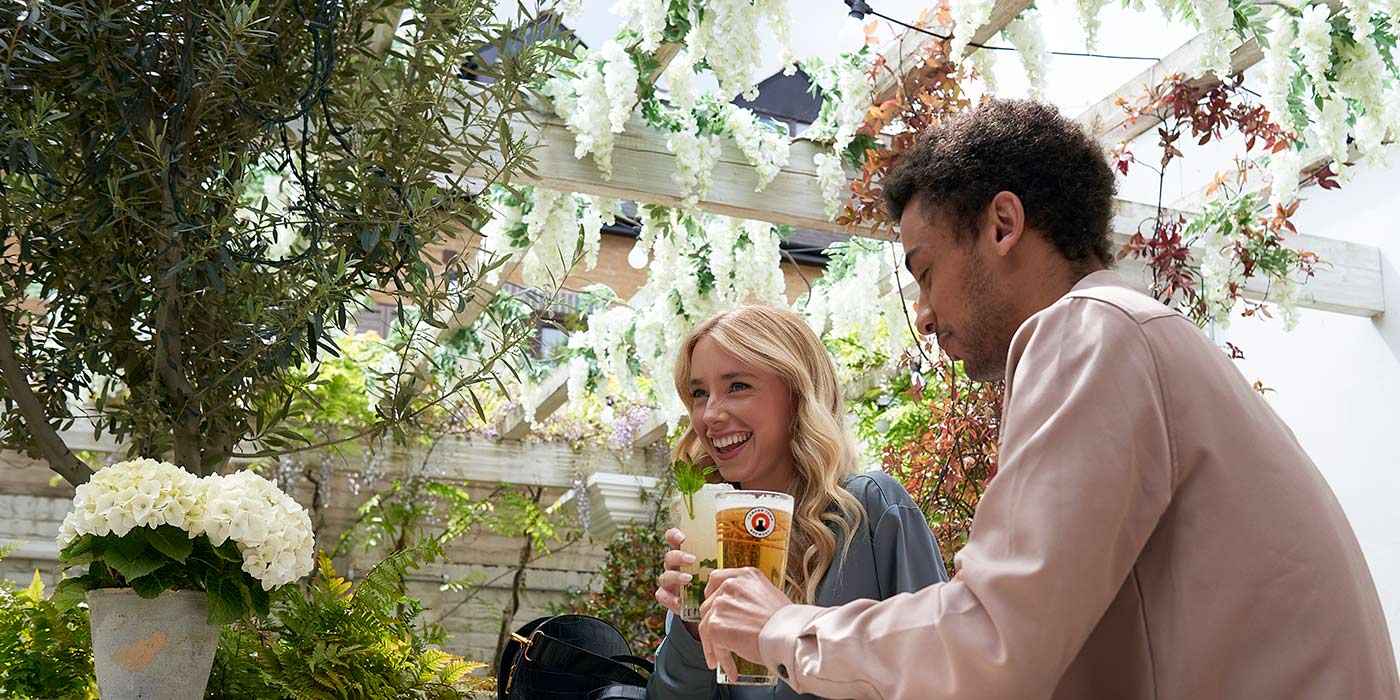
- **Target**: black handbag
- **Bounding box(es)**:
[497,614,654,700]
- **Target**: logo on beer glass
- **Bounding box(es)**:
[744,507,776,538]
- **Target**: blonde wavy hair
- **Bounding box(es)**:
[672,304,864,605]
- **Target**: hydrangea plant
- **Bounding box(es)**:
[53,459,315,624]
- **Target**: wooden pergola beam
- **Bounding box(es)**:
[466,111,874,237]
[497,360,571,441]
[871,0,1036,104]
[1110,200,1383,317]
[467,113,1382,318]
[646,42,684,84]
[1077,0,1342,145]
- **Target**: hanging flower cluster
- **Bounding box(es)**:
[949,0,996,60]
[803,48,877,219]
[798,240,919,378]
[477,185,614,292]
[561,206,789,426]
[541,40,640,178]
[683,0,797,100]
[1001,9,1050,100]
[1249,2,1399,200]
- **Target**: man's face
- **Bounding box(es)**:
[900,199,1016,382]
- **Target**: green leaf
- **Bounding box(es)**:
[103,545,167,581]
[50,576,96,610]
[213,538,243,562]
[59,535,99,567]
[113,528,148,561]
[146,525,194,564]
[247,579,271,618]
[206,574,249,625]
[128,567,176,599]
[673,460,718,520]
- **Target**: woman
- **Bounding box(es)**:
[648,304,947,700]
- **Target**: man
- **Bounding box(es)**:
[696,99,1399,699]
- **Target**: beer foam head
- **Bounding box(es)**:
[714,489,793,514]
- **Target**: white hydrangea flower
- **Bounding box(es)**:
[199,471,315,590]
[1297,5,1335,96]
[59,459,205,544]
[1003,10,1050,100]
[950,0,995,60]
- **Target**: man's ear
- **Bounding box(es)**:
[986,191,1025,257]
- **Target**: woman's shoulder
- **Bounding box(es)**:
[842,470,918,514]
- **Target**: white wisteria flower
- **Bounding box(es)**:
[1075,0,1111,50]
[199,470,315,590]
[522,188,585,289]
[950,0,995,60]
[58,459,205,544]
[1335,38,1393,161]
[611,0,668,52]
[1259,12,1299,134]
[685,0,795,100]
[1297,5,1335,96]
[1306,95,1352,176]
[815,151,848,220]
[666,127,722,207]
[1003,10,1050,100]
[555,0,585,22]
[1268,146,1303,207]
[1192,0,1234,80]
[724,105,791,191]
[544,41,639,179]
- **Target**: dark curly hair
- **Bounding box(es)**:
[883,99,1118,266]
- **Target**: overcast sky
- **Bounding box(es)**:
[498,0,1202,116]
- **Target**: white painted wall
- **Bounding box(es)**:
[1222,159,1400,651]
[1115,93,1400,658]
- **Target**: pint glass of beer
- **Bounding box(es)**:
[670,483,732,622]
[714,489,794,686]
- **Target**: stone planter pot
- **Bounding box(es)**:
[86,588,220,700]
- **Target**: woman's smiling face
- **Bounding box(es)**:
[686,335,796,493]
